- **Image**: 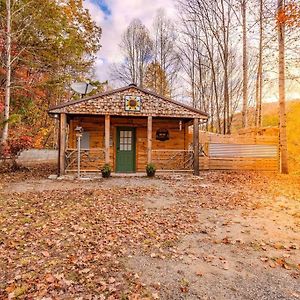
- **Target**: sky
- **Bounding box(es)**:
[83,0,300,102]
[83,0,177,83]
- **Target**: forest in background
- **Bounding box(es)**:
[110,0,300,135]
[0,0,299,172]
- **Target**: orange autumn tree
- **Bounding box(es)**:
[0,0,101,149]
[277,1,300,26]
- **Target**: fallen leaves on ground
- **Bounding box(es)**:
[0,169,299,299]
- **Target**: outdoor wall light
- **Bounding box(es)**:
[50,113,59,119]
[75,126,83,138]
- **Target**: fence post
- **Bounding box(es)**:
[193,118,199,175]
[203,132,209,170]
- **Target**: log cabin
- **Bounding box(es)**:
[48,84,208,176]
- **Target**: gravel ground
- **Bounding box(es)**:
[0,167,299,299]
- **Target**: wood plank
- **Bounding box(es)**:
[147,116,152,164]
[59,113,67,176]
[105,115,110,164]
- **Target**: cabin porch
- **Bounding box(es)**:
[60,115,197,174]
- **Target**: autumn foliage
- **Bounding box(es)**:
[0,0,101,148]
[277,1,300,26]
[0,134,33,169]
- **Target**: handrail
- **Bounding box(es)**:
[152,149,194,171]
[65,148,105,171]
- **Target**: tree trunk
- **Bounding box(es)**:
[224,62,230,134]
[255,0,263,128]
[277,0,288,174]
[1,0,11,145]
[242,0,248,128]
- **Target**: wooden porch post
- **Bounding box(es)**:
[193,118,200,176]
[105,114,110,164]
[147,116,152,164]
[59,113,67,176]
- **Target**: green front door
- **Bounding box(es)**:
[116,127,136,172]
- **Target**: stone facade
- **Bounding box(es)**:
[49,85,207,119]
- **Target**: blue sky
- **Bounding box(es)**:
[91,0,111,17]
[83,0,177,83]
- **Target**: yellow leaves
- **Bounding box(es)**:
[7,284,28,298]
[179,278,189,293]
[33,128,50,149]
[144,62,170,98]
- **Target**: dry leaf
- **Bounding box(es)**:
[41,251,50,257]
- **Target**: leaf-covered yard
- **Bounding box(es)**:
[0,168,299,299]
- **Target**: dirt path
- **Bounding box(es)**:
[125,175,300,299]
[0,170,299,299]
[128,204,300,299]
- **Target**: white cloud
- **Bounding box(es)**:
[83,0,177,83]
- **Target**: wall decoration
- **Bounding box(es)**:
[156,129,169,141]
[124,95,142,111]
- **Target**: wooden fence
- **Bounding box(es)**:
[198,129,279,171]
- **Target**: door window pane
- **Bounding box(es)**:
[119,130,133,151]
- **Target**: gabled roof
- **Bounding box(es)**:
[48,84,208,119]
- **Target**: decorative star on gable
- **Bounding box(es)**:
[124,95,141,112]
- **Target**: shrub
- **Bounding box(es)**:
[101,164,111,178]
[146,163,156,177]
[0,135,33,170]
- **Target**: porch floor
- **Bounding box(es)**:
[112,172,146,177]
[54,170,195,180]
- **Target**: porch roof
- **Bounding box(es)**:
[48,84,208,120]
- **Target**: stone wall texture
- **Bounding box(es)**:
[49,86,207,119]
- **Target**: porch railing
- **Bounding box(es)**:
[152,150,194,171]
[65,148,105,172]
